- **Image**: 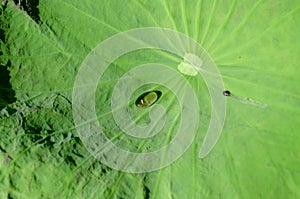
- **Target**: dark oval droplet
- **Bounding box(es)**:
[223,90,231,96]
[135,90,162,108]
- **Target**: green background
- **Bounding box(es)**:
[0,0,299,198]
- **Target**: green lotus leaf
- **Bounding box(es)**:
[0,0,299,198]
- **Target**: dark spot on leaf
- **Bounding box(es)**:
[0,29,5,43]
[13,0,41,23]
[0,145,6,153]
[7,193,13,199]
[65,155,77,166]
[143,176,150,199]
[101,167,107,174]
[5,106,17,115]
[0,62,16,110]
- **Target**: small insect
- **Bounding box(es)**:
[223,90,267,108]
[135,91,162,108]
[223,90,232,96]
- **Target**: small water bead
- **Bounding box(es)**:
[177,53,203,76]
[135,91,162,108]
